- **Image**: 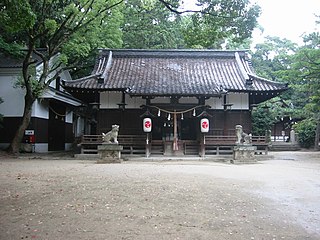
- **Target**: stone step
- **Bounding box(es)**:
[269,143,300,151]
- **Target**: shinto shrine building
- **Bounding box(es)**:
[63,49,288,156]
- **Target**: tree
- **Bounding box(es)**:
[0,0,124,153]
[178,0,261,49]
[1,0,261,153]
[122,0,261,49]
[289,31,320,149]
[251,36,298,80]
[122,0,184,49]
[251,20,320,149]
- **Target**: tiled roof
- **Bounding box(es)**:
[63,49,288,96]
[0,50,46,68]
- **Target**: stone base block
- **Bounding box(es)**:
[231,145,257,164]
[97,144,123,164]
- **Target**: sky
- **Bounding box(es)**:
[181,0,320,45]
[253,0,320,45]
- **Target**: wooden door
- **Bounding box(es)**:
[48,102,66,151]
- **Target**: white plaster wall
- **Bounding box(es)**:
[100,92,122,109]
[0,71,55,119]
[1,143,48,153]
[179,97,198,104]
[228,93,249,110]
[100,92,145,109]
[151,97,170,104]
[75,116,85,137]
[205,94,249,110]
[0,74,25,116]
[205,97,224,110]
[99,92,249,110]
[32,100,49,119]
[65,109,73,123]
[65,143,73,151]
[34,143,48,153]
[125,95,145,109]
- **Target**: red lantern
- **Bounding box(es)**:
[143,118,152,132]
[200,118,209,133]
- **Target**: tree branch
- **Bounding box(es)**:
[158,0,233,19]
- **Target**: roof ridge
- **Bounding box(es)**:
[98,48,249,58]
[99,51,113,83]
[234,52,249,81]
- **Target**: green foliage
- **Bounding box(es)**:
[1,0,125,152]
[294,119,316,148]
[0,0,126,101]
[122,0,260,49]
[251,17,320,147]
[251,107,275,136]
[251,36,298,81]
[251,97,296,135]
[0,0,35,33]
[122,0,183,49]
[14,75,45,98]
[180,0,261,49]
[63,0,124,65]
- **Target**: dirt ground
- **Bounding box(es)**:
[0,151,319,240]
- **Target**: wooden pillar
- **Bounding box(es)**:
[146,133,151,157]
[173,111,178,151]
[200,134,205,157]
[223,95,227,135]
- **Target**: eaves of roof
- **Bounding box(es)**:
[41,87,83,106]
[63,49,288,96]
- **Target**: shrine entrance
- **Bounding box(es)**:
[146,105,205,155]
[152,116,198,152]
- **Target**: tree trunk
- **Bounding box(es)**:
[7,94,35,154]
[315,120,320,151]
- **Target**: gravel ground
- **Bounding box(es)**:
[0,151,319,240]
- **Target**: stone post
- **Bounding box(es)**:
[290,130,296,144]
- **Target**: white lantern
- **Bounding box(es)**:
[143,118,152,132]
[200,118,209,133]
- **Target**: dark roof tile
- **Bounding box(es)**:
[63,49,288,96]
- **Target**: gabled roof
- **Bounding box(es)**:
[0,49,47,68]
[63,49,288,97]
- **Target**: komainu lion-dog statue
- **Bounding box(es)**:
[235,125,252,145]
[102,125,119,144]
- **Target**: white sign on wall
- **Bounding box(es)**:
[25,130,35,135]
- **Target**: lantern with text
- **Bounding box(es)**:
[200,118,209,133]
[143,118,152,132]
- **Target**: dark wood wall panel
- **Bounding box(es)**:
[1,117,73,145]
[0,117,49,143]
[97,109,252,136]
[0,117,22,143]
[65,123,74,143]
[98,109,144,135]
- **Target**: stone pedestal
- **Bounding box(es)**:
[97,144,123,163]
[231,145,257,164]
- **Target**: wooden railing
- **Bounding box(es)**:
[78,134,269,156]
[119,135,146,155]
[203,135,268,155]
[79,135,146,155]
